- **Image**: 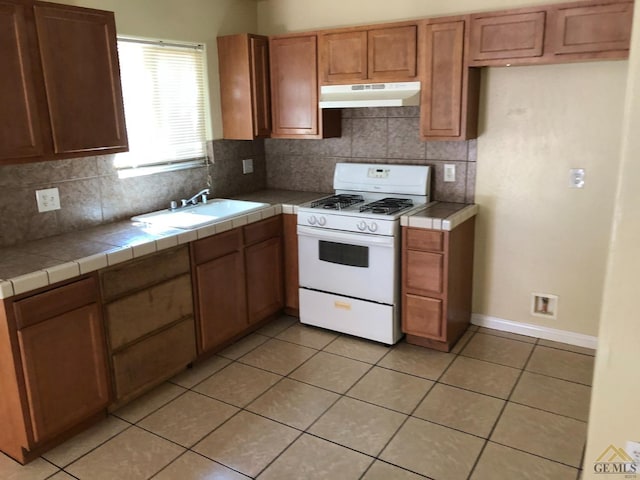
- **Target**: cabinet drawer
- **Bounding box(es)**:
[403,294,444,340]
[111,318,196,401]
[105,274,193,350]
[405,250,444,295]
[244,215,282,246]
[14,276,98,329]
[192,228,243,265]
[405,228,444,252]
[100,246,189,301]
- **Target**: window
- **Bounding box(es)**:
[115,37,208,176]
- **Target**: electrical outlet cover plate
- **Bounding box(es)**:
[35,188,61,212]
[242,159,254,174]
[570,168,585,188]
[444,164,456,183]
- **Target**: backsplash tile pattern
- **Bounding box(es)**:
[0,140,266,248]
[265,106,477,203]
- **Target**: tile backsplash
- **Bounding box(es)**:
[0,108,476,248]
[0,140,266,248]
[265,106,476,202]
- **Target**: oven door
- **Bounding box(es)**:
[297,225,397,305]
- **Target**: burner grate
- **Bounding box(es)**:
[311,194,364,210]
[359,197,414,215]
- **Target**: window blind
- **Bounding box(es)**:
[115,38,207,173]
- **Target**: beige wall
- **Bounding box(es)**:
[257,0,628,337]
[257,0,567,33]
[584,3,640,476]
[48,0,259,139]
[474,62,626,336]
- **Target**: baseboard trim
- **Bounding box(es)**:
[471,314,598,350]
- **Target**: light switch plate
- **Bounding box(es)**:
[35,188,61,212]
[444,164,456,183]
[569,168,585,188]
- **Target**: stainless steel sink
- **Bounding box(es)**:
[131,198,270,230]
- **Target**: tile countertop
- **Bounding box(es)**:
[0,192,475,300]
[0,189,326,300]
[401,202,479,231]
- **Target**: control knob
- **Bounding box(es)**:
[367,222,378,232]
[357,221,367,231]
[318,216,327,226]
[308,215,317,225]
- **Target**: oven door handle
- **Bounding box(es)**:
[297,225,395,247]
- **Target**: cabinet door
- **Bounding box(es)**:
[420,21,465,139]
[470,11,546,62]
[17,303,109,444]
[34,3,127,155]
[0,1,46,161]
[196,251,247,353]
[368,25,417,81]
[250,35,272,137]
[270,35,319,137]
[403,294,445,340]
[551,2,633,56]
[246,237,284,324]
[320,30,367,84]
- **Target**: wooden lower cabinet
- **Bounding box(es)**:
[0,275,110,463]
[100,246,195,408]
[192,215,284,355]
[195,249,247,352]
[246,236,284,324]
[402,218,475,352]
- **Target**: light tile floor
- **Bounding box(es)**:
[1,315,595,480]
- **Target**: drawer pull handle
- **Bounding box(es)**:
[334,301,351,310]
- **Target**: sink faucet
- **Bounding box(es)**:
[180,188,210,207]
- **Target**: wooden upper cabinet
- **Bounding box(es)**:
[0,1,128,165]
[320,31,368,84]
[319,24,417,84]
[469,11,546,62]
[368,25,417,80]
[270,35,318,137]
[421,18,479,141]
[549,1,633,57]
[34,3,127,155]
[270,34,341,138]
[218,33,271,140]
[0,1,46,161]
[469,0,633,66]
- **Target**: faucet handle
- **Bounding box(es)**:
[181,199,188,207]
[169,200,178,210]
[201,194,208,204]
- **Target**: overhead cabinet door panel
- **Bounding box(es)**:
[34,3,127,154]
[368,25,417,80]
[0,2,45,160]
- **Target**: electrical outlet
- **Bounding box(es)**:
[242,158,254,174]
[444,164,456,183]
[35,188,61,212]
[569,168,585,188]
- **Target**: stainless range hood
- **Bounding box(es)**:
[319,81,421,109]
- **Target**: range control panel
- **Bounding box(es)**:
[367,167,390,179]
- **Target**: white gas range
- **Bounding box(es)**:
[297,162,431,345]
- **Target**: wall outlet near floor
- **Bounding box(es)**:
[531,293,558,319]
[242,158,254,174]
[444,164,456,182]
[35,187,61,212]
